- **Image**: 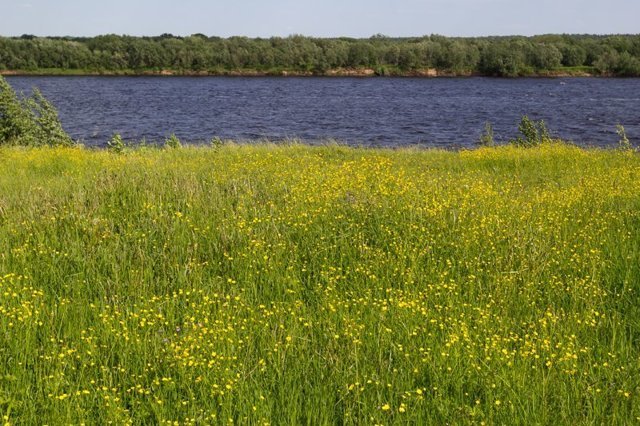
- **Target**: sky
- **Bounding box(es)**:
[1,0,639,38]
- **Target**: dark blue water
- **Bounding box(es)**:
[6,76,640,147]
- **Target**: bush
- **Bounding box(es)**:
[27,89,74,146]
[107,133,126,153]
[477,121,495,147]
[164,133,182,149]
[0,75,33,144]
[616,124,632,151]
[512,115,552,147]
[0,75,73,147]
[210,136,224,150]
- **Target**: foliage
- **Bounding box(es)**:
[209,136,223,150]
[107,133,126,153]
[0,144,639,424]
[0,75,33,143]
[560,44,587,67]
[477,121,495,146]
[164,133,181,149]
[26,88,74,146]
[512,115,552,147]
[0,75,73,146]
[1,34,640,76]
[616,124,632,151]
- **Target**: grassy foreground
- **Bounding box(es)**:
[0,143,639,425]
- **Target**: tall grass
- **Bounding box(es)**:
[0,143,639,424]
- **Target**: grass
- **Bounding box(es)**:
[0,142,639,424]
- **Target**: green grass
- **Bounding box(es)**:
[0,143,639,424]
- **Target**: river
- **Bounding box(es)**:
[6,76,639,147]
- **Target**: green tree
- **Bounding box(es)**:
[0,33,639,77]
[479,42,526,76]
[560,44,587,67]
[615,52,640,76]
[593,50,619,74]
[529,44,562,70]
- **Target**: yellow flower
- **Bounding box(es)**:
[381,404,390,411]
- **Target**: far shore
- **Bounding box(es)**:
[0,67,599,78]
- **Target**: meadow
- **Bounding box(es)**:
[0,143,639,425]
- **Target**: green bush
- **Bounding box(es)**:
[0,75,73,147]
[0,75,33,144]
[210,136,224,150]
[107,133,126,154]
[616,124,632,151]
[477,121,495,146]
[164,133,182,149]
[512,115,552,147]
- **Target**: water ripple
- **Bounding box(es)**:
[6,76,640,147]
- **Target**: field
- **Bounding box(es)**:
[0,143,639,425]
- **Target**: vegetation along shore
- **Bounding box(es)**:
[1,75,640,424]
[1,33,639,77]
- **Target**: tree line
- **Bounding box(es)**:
[1,33,640,76]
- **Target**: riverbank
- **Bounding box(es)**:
[0,143,639,424]
[0,66,597,77]
[3,34,639,77]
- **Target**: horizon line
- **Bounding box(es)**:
[2,32,640,40]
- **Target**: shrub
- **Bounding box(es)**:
[210,136,224,151]
[616,124,632,151]
[477,121,495,147]
[512,115,552,147]
[26,88,74,147]
[0,75,73,147]
[0,75,34,144]
[164,133,182,149]
[107,133,126,153]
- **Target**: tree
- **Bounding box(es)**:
[615,52,640,76]
[593,50,619,74]
[529,44,562,70]
[560,44,587,67]
[479,42,526,76]
[0,34,638,76]
[347,42,377,67]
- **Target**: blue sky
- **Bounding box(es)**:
[2,0,639,37]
